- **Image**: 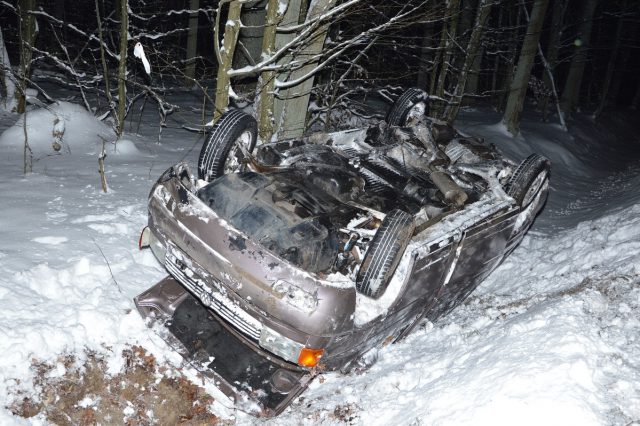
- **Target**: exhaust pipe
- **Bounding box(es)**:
[429,170,468,207]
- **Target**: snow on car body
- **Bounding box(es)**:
[134,89,550,417]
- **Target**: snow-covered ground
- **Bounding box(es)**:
[0,95,638,425]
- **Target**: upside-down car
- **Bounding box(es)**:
[135,88,550,417]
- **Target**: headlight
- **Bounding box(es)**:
[139,226,167,264]
[272,279,318,312]
[148,230,167,263]
[259,327,304,363]
[259,327,324,368]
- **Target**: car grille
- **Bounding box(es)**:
[165,247,262,341]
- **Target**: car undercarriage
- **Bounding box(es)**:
[135,89,550,417]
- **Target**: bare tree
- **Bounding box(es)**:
[23,106,32,174]
[116,0,129,136]
[213,0,244,120]
[273,0,338,140]
[593,3,625,118]
[502,0,550,136]
[95,0,117,125]
[221,0,433,138]
[491,4,523,113]
[540,0,567,120]
[443,0,492,123]
[415,23,435,90]
[432,0,461,116]
[0,26,17,111]
[17,0,37,113]
[184,0,200,86]
[6,0,634,151]
[560,0,598,117]
[255,0,287,142]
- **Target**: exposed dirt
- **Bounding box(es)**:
[9,346,225,425]
[330,402,360,423]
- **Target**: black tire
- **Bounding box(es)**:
[386,88,430,127]
[198,109,258,181]
[505,154,550,207]
[356,209,415,299]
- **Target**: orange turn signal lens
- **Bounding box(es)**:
[297,348,324,368]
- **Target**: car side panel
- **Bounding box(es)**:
[321,240,457,369]
[426,209,518,321]
[396,239,456,310]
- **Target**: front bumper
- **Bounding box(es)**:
[147,165,356,340]
[134,276,313,417]
[145,164,357,366]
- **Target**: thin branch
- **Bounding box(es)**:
[93,239,122,293]
[276,3,423,89]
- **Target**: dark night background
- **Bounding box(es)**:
[1,0,639,124]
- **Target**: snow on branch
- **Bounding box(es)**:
[275,0,362,33]
[133,42,151,75]
[275,2,427,89]
[228,0,366,78]
[18,7,120,61]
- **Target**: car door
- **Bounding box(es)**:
[426,206,519,321]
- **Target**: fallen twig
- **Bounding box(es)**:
[93,240,122,294]
[98,136,109,193]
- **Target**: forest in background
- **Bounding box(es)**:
[1,0,639,144]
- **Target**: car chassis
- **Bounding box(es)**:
[134,90,550,417]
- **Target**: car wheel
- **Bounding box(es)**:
[505,154,550,207]
[198,109,258,181]
[386,88,429,127]
[356,209,415,299]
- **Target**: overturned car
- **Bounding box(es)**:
[135,89,550,417]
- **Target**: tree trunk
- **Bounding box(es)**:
[213,0,243,121]
[609,2,640,106]
[116,0,128,136]
[560,0,598,117]
[465,44,483,98]
[55,0,66,42]
[17,0,37,114]
[0,26,17,111]
[255,0,285,142]
[443,0,492,122]
[607,47,630,108]
[184,0,200,87]
[433,0,461,116]
[497,6,521,112]
[95,0,117,124]
[490,6,504,109]
[416,23,434,90]
[429,21,447,96]
[593,9,624,118]
[453,0,477,72]
[273,0,337,140]
[502,0,550,136]
[541,0,567,120]
[235,0,267,70]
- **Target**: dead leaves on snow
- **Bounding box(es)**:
[9,345,223,425]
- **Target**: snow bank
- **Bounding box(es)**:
[0,101,116,155]
[112,138,140,155]
[457,108,640,230]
